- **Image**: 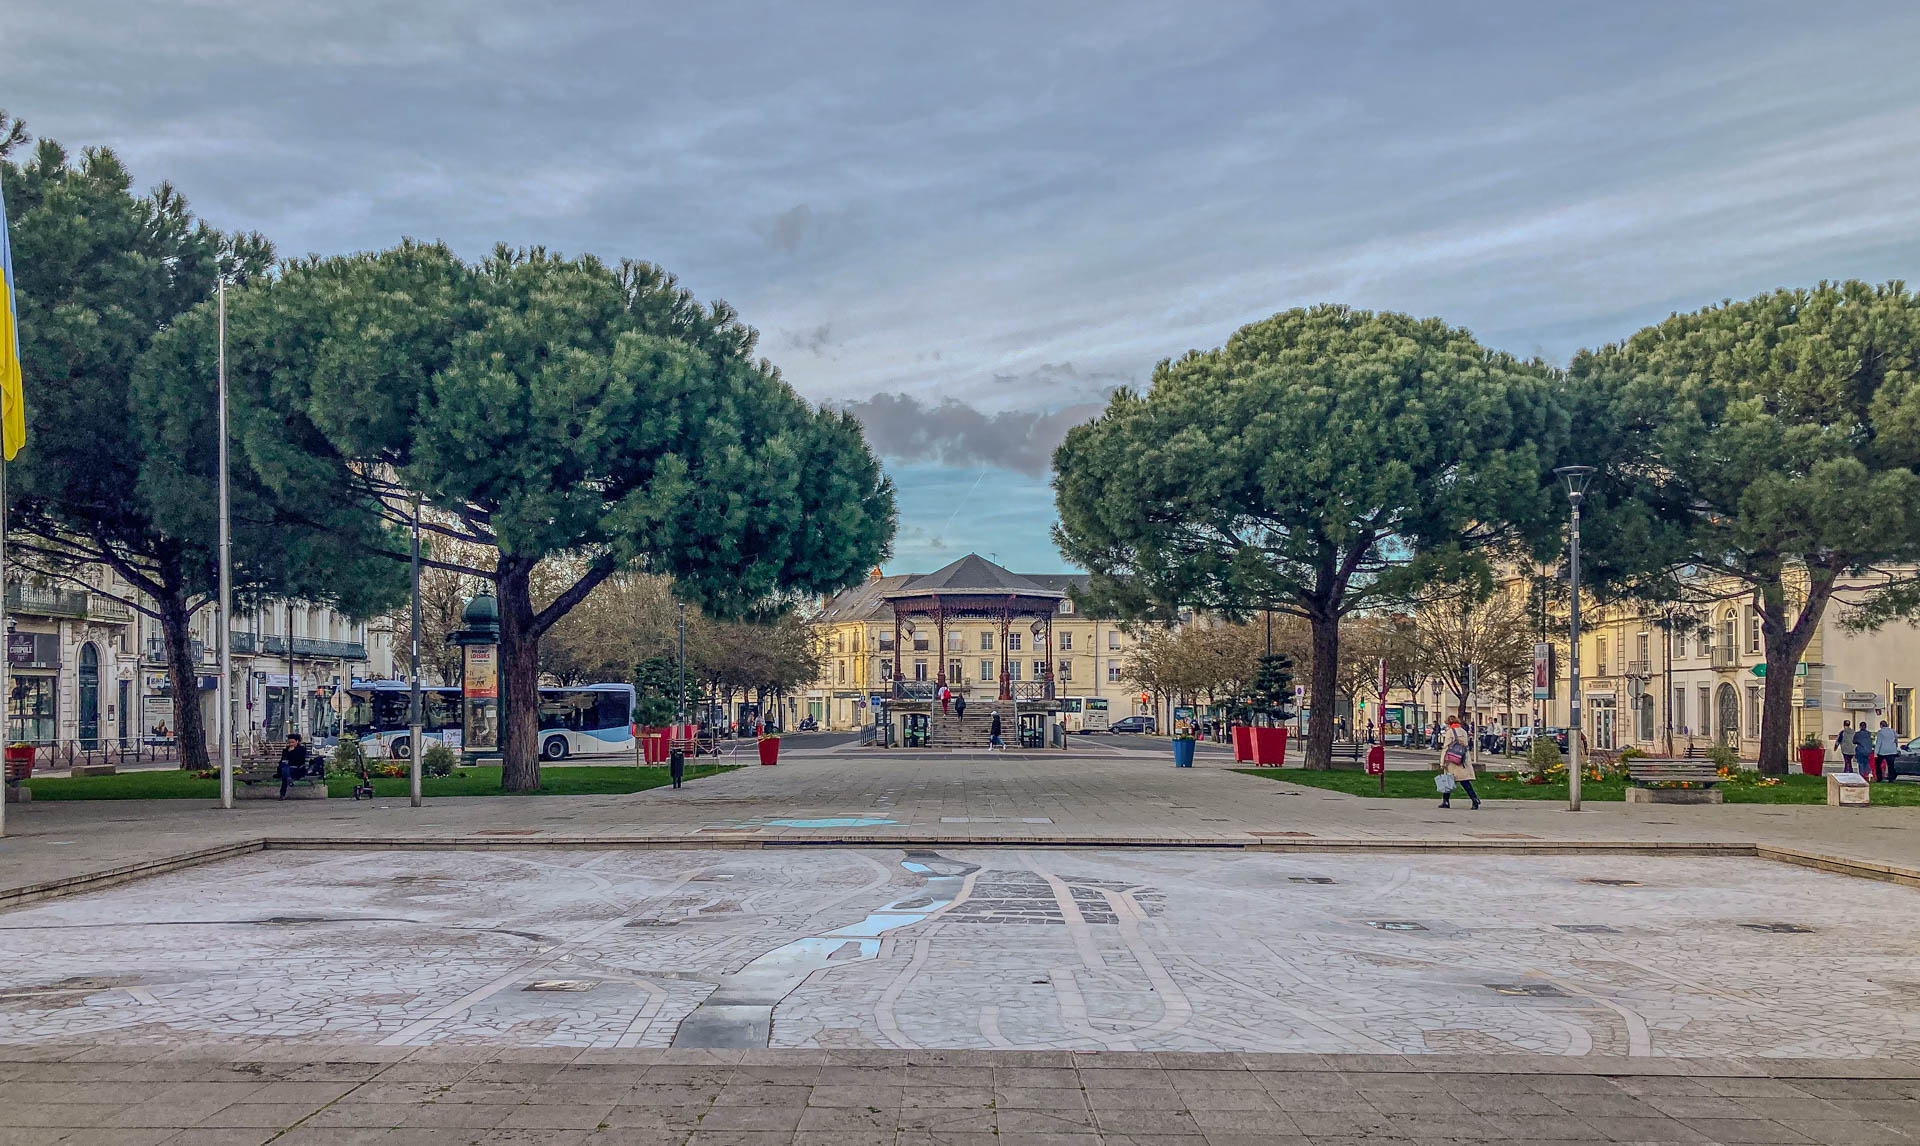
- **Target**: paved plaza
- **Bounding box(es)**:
[4,749,1920,1142]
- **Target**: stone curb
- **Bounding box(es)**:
[4,833,1919,910]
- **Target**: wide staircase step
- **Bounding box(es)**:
[927,701,1006,748]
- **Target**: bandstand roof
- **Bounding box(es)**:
[896,554,1063,598]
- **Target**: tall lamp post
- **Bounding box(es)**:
[1555,465,1595,812]
[216,275,234,811]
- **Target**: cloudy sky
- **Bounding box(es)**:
[8,1,1920,572]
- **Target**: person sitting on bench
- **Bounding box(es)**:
[277,733,308,800]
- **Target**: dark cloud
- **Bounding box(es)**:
[757,204,814,252]
[838,393,1106,478]
[782,323,836,355]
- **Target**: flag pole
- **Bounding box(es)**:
[1,454,9,838]
[217,276,234,810]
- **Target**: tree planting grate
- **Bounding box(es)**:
[1741,922,1815,934]
[1556,924,1621,934]
[1488,983,1568,997]
[1364,920,1427,931]
[625,919,682,928]
[1289,877,1336,884]
[1579,878,1642,887]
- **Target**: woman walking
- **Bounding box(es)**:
[1438,719,1479,810]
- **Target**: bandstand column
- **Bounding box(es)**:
[999,599,1013,701]
[934,602,947,687]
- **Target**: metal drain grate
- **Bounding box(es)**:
[1489,983,1567,997]
[1289,877,1336,884]
[1579,878,1642,887]
[1364,920,1427,931]
[1741,922,1815,934]
[1556,924,1621,934]
[523,980,598,992]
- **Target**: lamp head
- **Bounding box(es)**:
[1553,465,1595,503]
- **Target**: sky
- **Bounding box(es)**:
[7,1,1920,573]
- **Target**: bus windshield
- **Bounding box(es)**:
[538,689,633,733]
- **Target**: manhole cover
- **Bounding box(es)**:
[1364,921,1428,931]
[1289,877,1336,885]
[523,980,598,992]
[1741,922,1815,934]
[1489,983,1567,997]
[1579,878,1642,887]
[1556,924,1621,934]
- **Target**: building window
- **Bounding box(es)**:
[1058,660,1072,681]
[835,634,845,653]
[879,634,894,652]
[1107,659,1122,683]
[1745,607,1760,654]
[1635,632,1649,670]
[1720,611,1736,656]
[1698,686,1711,734]
[947,631,965,651]
[1107,631,1120,650]
[1596,637,1607,675]
[980,631,993,651]
[1008,660,1021,681]
[913,659,928,681]
[1673,687,1687,734]
[949,659,963,682]
[1636,695,1654,742]
[1008,632,1021,651]
[1059,599,1073,614]
[1059,632,1072,650]
[1033,660,1046,680]
[836,660,846,683]
[1746,684,1761,733]
[980,659,993,681]
[7,675,55,745]
[913,635,929,652]
[1895,687,1912,738]
[1675,630,1687,659]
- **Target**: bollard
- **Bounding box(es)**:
[669,745,685,789]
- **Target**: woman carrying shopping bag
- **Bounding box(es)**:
[1437,719,1480,810]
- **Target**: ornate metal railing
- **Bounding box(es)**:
[6,583,134,622]
[893,680,938,700]
[1009,681,1054,701]
[1709,644,1740,669]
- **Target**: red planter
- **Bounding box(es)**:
[639,728,671,764]
[1248,726,1289,767]
[1231,725,1253,763]
[757,737,781,765]
[1798,746,1825,776]
[3,744,30,783]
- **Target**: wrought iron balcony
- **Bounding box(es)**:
[1626,659,1652,676]
[1709,645,1740,669]
[6,583,134,622]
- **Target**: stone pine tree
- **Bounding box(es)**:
[2,123,398,768]
[1570,282,1920,774]
[1053,305,1562,769]
[165,242,895,791]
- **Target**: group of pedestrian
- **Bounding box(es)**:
[1836,719,1902,782]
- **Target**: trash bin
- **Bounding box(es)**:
[1172,738,1196,768]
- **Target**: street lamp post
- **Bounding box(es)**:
[1555,465,1595,812]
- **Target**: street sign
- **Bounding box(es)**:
[1751,664,1765,677]
[1752,662,1808,678]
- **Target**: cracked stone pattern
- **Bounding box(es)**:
[0,847,1916,1058]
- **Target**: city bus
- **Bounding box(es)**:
[1057,696,1112,733]
[342,680,636,760]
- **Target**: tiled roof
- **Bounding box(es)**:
[897,554,1062,596]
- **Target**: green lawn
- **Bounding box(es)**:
[1233,767,1920,806]
[17,764,737,801]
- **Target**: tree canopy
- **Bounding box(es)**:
[152,241,894,787]
[1055,305,1563,767]
[1571,281,1920,772]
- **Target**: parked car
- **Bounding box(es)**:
[1508,726,1536,750]
[1109,716,1156,734]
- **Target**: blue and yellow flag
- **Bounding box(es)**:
[0,169,24,460]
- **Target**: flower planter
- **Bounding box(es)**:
[1171,738,1196,768]
[1798,746,1825,776]
[3,745,32,783]
[1231,725,1253,763]
[1248,727,1289,767]
[757,737,781,765]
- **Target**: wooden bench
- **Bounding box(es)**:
[1627,759,1723,804]
[236,756,328,799]
[1329,741,1365,769]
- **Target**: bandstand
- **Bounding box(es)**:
[880,555,1066,749]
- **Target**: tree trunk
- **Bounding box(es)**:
[1755,568,1835,776]
[1304,612,1339,769]
[497,559,542,792]
[160,597,210,771]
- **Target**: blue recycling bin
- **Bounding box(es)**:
[1172,738,1196,768]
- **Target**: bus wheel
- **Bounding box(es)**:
[542,737,570,761]
[391,737,412,760]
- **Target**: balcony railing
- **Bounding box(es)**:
[1009,681,1054,701]
[1626,659,1652,676]
[1709,645,1740,669]
[894,680,938,701]
[144,633,367,663]
[6,583,134,623]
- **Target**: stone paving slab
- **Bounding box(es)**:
[0,1046,1916,1144]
